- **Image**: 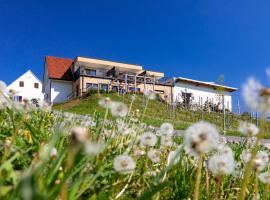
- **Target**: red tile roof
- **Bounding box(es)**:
[46,56,73,80]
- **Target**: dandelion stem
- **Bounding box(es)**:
[214,175,223,200]
[205,167,210,199]
[194,153,203,200]
[263,182,270,200]
[254,171,259,200]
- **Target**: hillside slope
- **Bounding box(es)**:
[53,92,254,132]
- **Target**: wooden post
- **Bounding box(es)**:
[153,76,155,91]
[125,73,128,93]
[222,95,225,133]
[134,74,137,93]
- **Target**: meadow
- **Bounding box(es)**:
[1,78,270,199]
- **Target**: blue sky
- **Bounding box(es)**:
[1,0,270,112]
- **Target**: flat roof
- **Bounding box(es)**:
[175,77,238,92]
[76,56,143,71]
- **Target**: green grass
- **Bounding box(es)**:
[53,92,270,138]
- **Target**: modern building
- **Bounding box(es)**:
[42,55,238,111]
[43,56,173,103]
[161,77,238,111]
[7,70,44,102]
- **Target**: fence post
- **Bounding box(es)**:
[256,112,259,127]
[200,97,203,120]
[222,95,225,133]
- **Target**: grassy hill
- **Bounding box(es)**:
[53,92,262,136]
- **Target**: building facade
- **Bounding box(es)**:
[7,70,44,102]
[42,56,238,110]
[43,56,172,103]
[161,77,237,112]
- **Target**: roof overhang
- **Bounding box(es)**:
[175,77,238,92]
[75,56,143,72]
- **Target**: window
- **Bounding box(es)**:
[19,81,24,87]
[86,83,99,90]
[85,69,97,76]
[14,96,22,102]
[34,83,39,88]
[101,84,109,91]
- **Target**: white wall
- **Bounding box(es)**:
[173,82,233,111]
[51,80,72,103]
[7,70,44,101]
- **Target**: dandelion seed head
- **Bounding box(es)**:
[110,102,128,117]
[50,147,57,159]
[160,135,173,147]
[147,149,161,163]
[98,97,112,108]
[238,121,259,136]
[113,155,135,174]
[71,126,88,143]
[160,122,174,136]
[242,77,270,112]
[259,172,270,184]
[253,151,269,171]
[184,121,219,155]
[84,141,104,155]
[144,90,156,100]
[208,153,235,176]
[139,132,157,147]
[0,80,7,93]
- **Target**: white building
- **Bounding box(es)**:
[42,56,73,103]
[7,70,44,102]
[170,77,238,111]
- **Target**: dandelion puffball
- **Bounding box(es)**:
[139,132,157,147]
[110,102,128,117]
[113,155,135,174]
[184,121,219,155]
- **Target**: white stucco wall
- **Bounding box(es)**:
[50,80,72,103]
[173,82,233,111]
[7,70,44,101]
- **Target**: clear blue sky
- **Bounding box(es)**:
[1,0,270,112]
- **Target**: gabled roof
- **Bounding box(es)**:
[175,77,238,92]
[8,70,42,87]
[45,56,73,81]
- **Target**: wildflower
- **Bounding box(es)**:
[38,100,52,111]
[184,121,219,156]
[98,97,112,108]
[259,172,270,184]
[84,141,104,155]
[208,153,235,177]
[121,128,136,136]
[0,80,7,93]
[110,101,128,117]
[3,138,11,148]
[167,150,180,165]
[50,147,57,160]
[242,77,270,112]
[240,149,251,164]
[139,132,157,147]
[71,126,88,143]
[133,147,146,157]
[144,90,156,100]
[253,151,269,171]
[216,144,233,157]
[147,149,161,163]
[130,94,136,101]
[160,135,173,147]
[238,121,259,136]
[113,155,135,173]
[160,122,174,136]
